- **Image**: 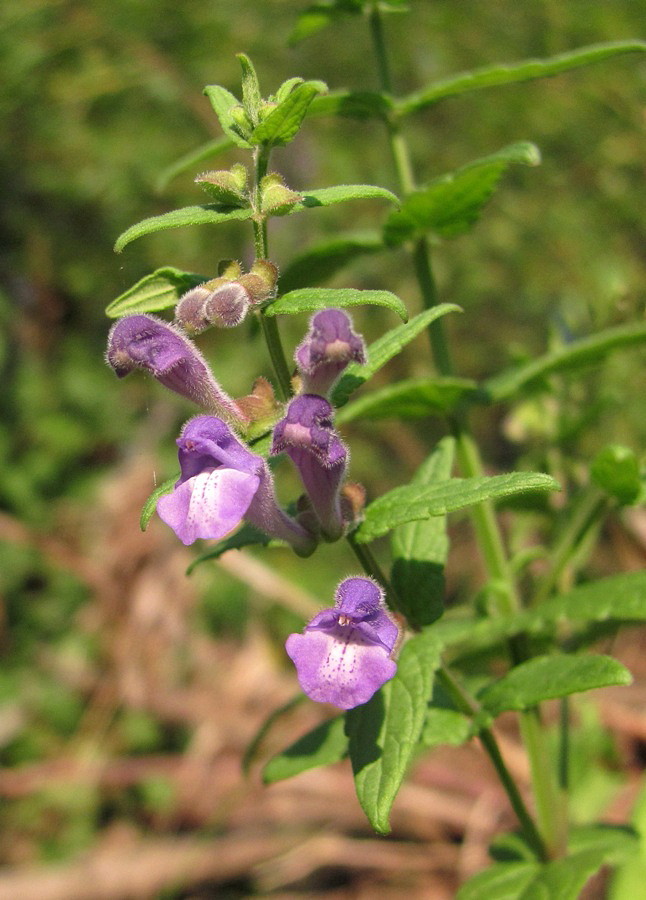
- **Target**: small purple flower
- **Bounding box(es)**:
[271,394,347,541]
[106,314,248,425]
[286,577,399,709]
[157,416,316,555]
[295,308,366,396]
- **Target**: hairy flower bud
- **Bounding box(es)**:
[106,314,247,424]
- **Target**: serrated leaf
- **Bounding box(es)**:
[485,321,646,402]
[478,654,631,720]
[279,232,384,294]
[308,89,394,119]
[262,715,348,784]
[105,267,207,318]
[390,438,455,628]
[114,205,255,252]
[140,477,176,531]
[156,137,236,192]
[252,80,327,146]
[356,472,560,543]
[282,183,400,217]
[332,304,461,407]
[266,287,408,321]
[397,41,646,117]
[383,142,540,245]
[335,376,480,424]
[203,84,251,148]
[346,630,442,833]
[186,524,278,575]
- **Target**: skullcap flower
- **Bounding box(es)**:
[286,577,399,709]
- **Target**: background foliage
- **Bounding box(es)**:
[0,0,644,895]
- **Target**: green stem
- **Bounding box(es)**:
[367,3,564,857]
[437,667,548,861]
[252,147,292,402]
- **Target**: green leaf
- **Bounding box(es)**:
[186,524,278,575]
[391,438,455,628]
[203,85,251,148]
[591,444,642,506]
[282,183,400,216]
[460,827,636,900]
[237,53,262,124]
[114,205,255,252]
[105,267,207,318]
[478,654,632,720]
[279,232,384,294]
[436,572,646,655]
[140,477,176,532]
[421,708,471,749]
[308,89,393,120]
[457,860,540,899]
[346,630,442,834]
[263,716,348,784]
[383,142,540,245]
[156,137,236,192]
[397,41,646,116]
[252,80,327,146]
[331,304,462,407]
[355,472,560,543]
[288,1,365,44]
[485,321,646,402]
[266,287,408,321]
[335,376,479,424]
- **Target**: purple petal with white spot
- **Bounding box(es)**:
[271,395,347,540]
[295,308,366,396]
[157,415,316,554]
[157,468,260,545]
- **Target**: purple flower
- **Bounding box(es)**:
[285,577,399,709]
[295,308,366,396]
[157,415,316,554]
[271,394,347,541]
[106,314,248,425]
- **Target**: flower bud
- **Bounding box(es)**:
[106,314,248,425]
[194,164,248,206]
[260,174,302,216]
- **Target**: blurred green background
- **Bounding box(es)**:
[0,0,644,891]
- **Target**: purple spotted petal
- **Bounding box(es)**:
[286,625,397,710]
[285,576,399,709]
[157,468,260,545]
